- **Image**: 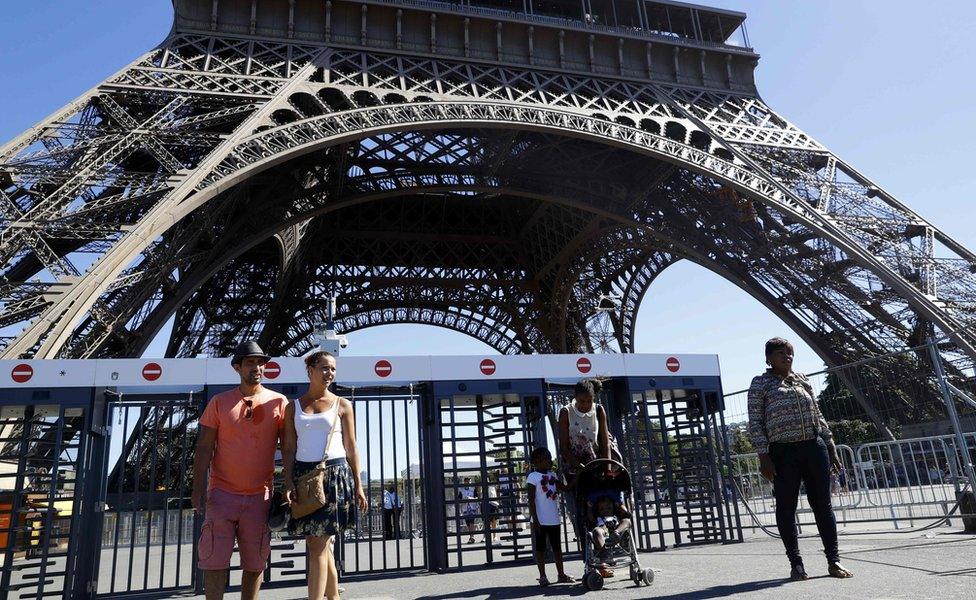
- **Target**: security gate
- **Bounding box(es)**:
[97,384,427,597]
[617,383,741,549]
[263,384,427,590]
[333,386,426,575]
[432,380,547,570]
[98,391,200,597]
[0,388,108,600]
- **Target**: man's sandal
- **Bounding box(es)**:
[828,562,854,578]
[538,575,551,587]
[556,574,574,584]
[790,564,809,581]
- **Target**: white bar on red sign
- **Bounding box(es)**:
[428,355,502,380]
[204,357,307,386]
[94,359,208,387]
[621,353,720,377]
[337,356,432,384]
[528,354,628,379]
[1,360,96,388]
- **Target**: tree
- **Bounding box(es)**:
[827,419,876,447]
[727,423,754,455]
[818,356,947,430]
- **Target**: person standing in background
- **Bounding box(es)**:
[383,485,403,540]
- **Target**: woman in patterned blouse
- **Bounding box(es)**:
[748,337,853,581]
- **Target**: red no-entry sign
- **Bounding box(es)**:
[576,357,592,374]
[142,362,163,381]
[11,364,33,384]
[666,357,680,373]
[264,361,281,379]
[374,360,392,378]
[479,359,496,376]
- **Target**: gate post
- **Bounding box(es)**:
[605,377,633,445]
[526,386,547,452]
[419,386,447,572]
[192,385,210,594]
[69,387,112,599]
[0,404,35,598]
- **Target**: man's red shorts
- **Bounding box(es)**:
[198,488,271,573]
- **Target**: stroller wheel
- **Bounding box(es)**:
[630,567,641,586]
[584,570,604,591]
[642,568,655,586]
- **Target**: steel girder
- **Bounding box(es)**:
[1,32,974,409]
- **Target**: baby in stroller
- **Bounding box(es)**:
[575,459,654,591]
[588,493,632,574]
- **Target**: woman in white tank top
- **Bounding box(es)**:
[282,351,368,600]
[558,379,617,478]
[293,395,346,462]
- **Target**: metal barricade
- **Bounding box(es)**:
[731,444,861,531]
[852,434,974,527]
[732,435,975,531]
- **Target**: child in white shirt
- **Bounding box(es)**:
[525,447,573,586]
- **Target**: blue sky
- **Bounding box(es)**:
[2,1,974,395]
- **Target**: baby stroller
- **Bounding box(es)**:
[574,459,654,591]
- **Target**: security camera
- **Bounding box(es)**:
[313,323,349,355]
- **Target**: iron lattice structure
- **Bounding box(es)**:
[2,0,975,430]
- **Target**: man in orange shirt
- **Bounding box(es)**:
[191,341,287,600]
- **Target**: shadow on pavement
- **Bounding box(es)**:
[416,582,588,599]
[613,579,792,600]
[416,578,791,600]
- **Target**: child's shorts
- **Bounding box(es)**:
[533,524,560,552]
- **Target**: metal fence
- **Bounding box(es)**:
[723,340,976,533]
[101,511,196,547]
[731,434,975,531]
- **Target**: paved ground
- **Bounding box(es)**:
[166,528,975,600]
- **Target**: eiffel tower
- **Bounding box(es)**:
[2,1,974,429]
